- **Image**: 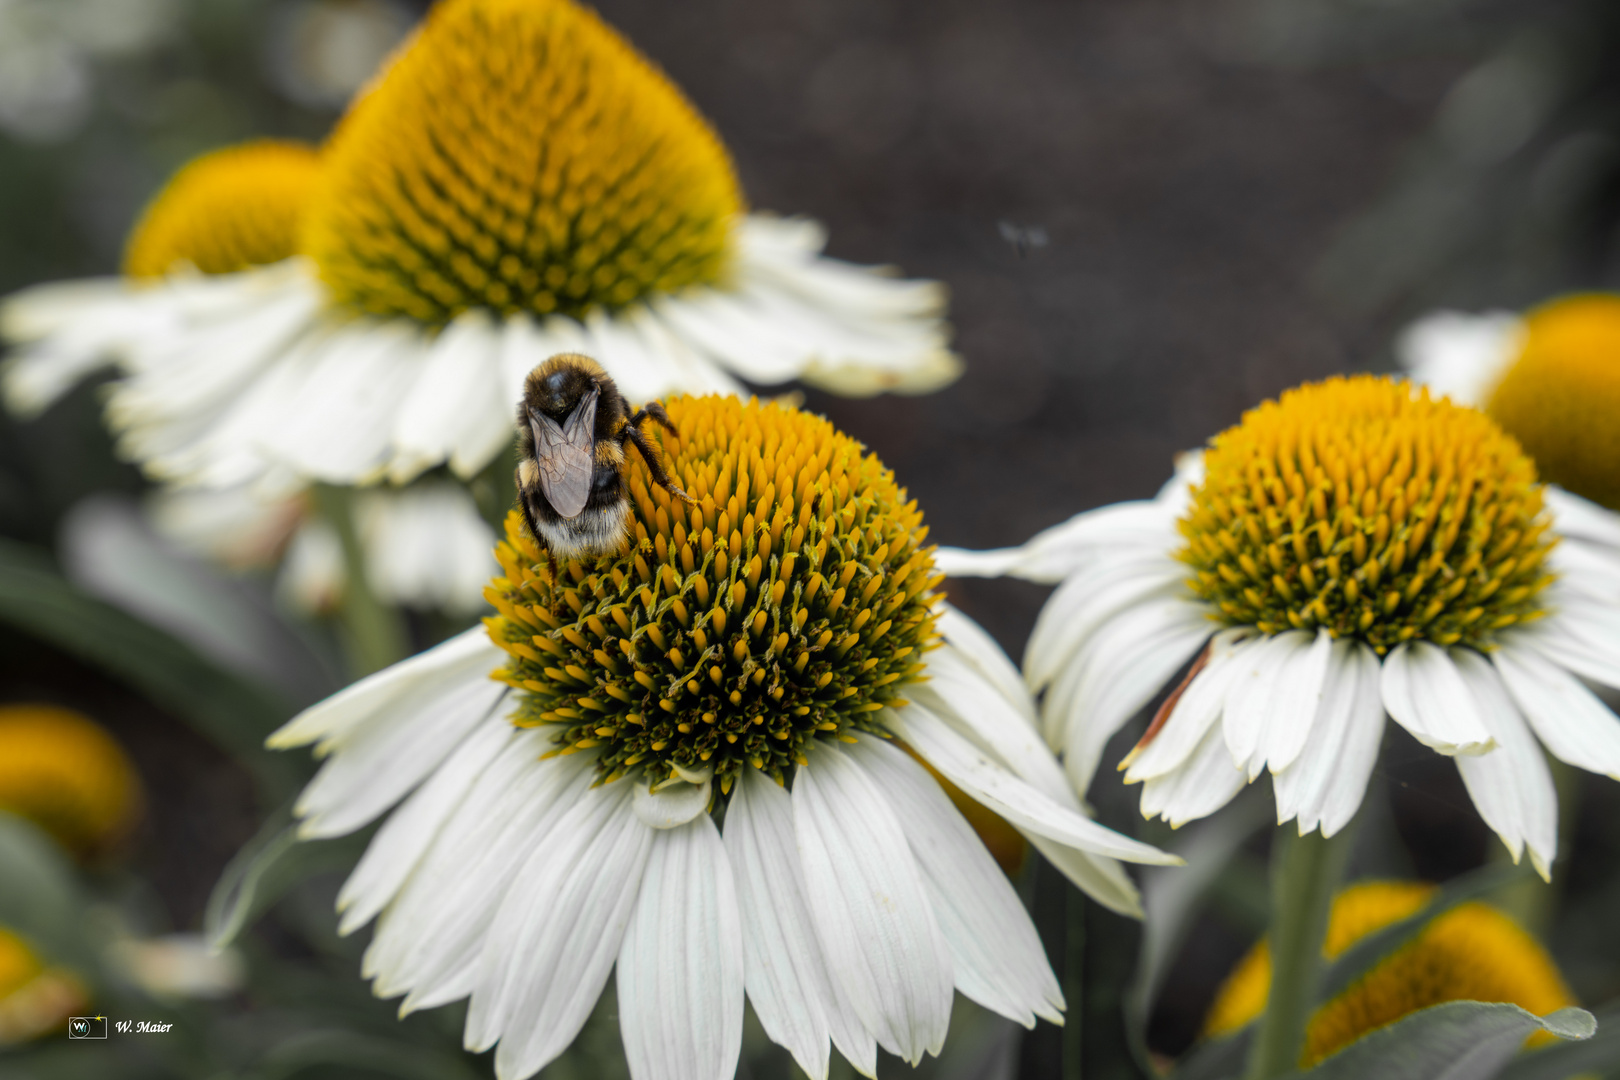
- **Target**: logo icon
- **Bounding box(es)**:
[68,1016,108,1039]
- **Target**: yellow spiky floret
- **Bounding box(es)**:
[122,140,321,278]
[483,394,942,787]
[1205,880,1576,1066]
[1486,294,1620,511]
[1178,375,1554,653]
[0,928,86,1046]
[0,704,141,856]
[304,0,744,325]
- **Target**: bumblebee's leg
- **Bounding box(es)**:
[624,424,696,506]
[628,401,679,439]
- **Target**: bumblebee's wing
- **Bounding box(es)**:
[530,385,599,518]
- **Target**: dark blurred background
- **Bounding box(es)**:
[5,0,1620,1074]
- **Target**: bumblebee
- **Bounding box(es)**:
[515,353,692,567]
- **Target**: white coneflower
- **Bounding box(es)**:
[939,375,1620,878]
[1400,294,1620,511]
[268,396,1176,1080]
[3,0,958,501]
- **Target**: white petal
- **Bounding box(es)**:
[1395,309,1522,407]
[268,626,500,748]
[391,309,507,483]
[292,661,509,839]
[1271,640,1384,837]
[618,815,744,1080]
[850,737,1063,1027]
[1221,630,1331,781]
[793,744,954,1065]
[1023,555,1188,691]
[935,605,1035,725]
[471,779,653,1077]
[1046,598,1212,791]
[1493,644,1620,780]
[1520,602,1620,689]
[1452,650,1558,879]
[1380,641,1496,755]
[1123,630,1249,782]
[632,776,713,829]
[891,702,1179,866]
[368,739,596,1008]
[724,769,876,1080]
[1027,838,1143,919]
[908,644,1071,807]
[1137,723,1248,829]
[1545,486,1620,551]
[936,501,1179,585]
[336,712,514,934]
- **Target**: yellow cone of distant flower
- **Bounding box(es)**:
[123,140,321,279]
[1400,294,1620,510]
[1205,881,1576,1067]
[3,0,958,505]
[0,704,140,856]
[264,395,1176,1080]
[0,928,87,1046]
[937,375,1620,873]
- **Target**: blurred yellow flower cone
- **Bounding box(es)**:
[0,704,141,857]
[1205,880,1576,1067]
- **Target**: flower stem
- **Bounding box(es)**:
[1243,825,1353,1080]
[1063,884,1084,1080]
[313,484,409,677]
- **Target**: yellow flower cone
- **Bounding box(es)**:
[0,704,141,857]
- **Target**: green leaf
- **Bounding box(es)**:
[0,537,305,800]
[0,811,94,970]
[1283,1002,1594,1080]
[1317,862,1533,1003]
[1497,1001,1620,1080]
[205,803,374,950]
[249,1029,488,1080]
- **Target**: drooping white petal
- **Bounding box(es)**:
[935,605,1036,725]
[851,737,1063,1027]
[1451,650,1558,880]
[1221,629,1331,781]
[1123,630,1250,783]
[1137,723,1248,829]
[1544,486,1620,551]
[618,816,744,1080]
[372,741,598,1010]
[1027,838,1144,919]
[391,308,508,483]
[354,483,498,615]
[792,743,954,1065]
[1380,641,1496,756]
[268,626,501,749]
[287,645,510,839]
[724,769,876,1080]
[1271,639,1384,837]
[891,702,1179,866]
[469,779,653,1078]
[1022,554,1188,692]
[336,712,514,934]
[1045,597,1212,791]
[1520,601,1620,689]
[1493,644,1620,780]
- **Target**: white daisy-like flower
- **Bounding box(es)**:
[1401,293,1620,512]
[2,0,958,502]
[267,396,1177,1080]
[938,374,1620,878]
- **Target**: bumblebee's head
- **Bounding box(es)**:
[523,353,609,422]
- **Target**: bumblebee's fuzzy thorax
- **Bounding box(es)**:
[514,353,689,562]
